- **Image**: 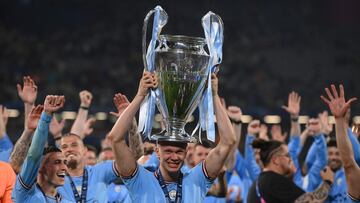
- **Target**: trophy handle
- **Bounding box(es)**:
[142,9,156,71]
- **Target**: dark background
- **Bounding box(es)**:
[1,0,359,148]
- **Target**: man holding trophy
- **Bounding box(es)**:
[108,6,235,203]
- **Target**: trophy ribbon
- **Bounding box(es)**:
[139,5,168,139]
[200,12,224,142]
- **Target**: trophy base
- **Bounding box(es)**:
[151,130,196,143]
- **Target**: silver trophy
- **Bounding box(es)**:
[140,6,223,142]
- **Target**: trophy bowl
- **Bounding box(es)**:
[151,35,210,142]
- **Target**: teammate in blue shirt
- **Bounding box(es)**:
[320,84,360,203]
[13,95,72,203]
[0,105,13,162]
[109,72,236,203]
[57,133,120,202]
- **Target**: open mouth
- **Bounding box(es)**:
[57,171,66,178]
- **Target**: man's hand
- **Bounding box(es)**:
[320,166,334,185]
[320,84,357,118]
[271,125,288,143]
[282,91,301,118]
[211,73,219,96]
[27,105,44,131]
[318,111,333,135]
[227,106,242,123]
[44,95,65,115]
[110,93,130,117]
[307,118,321,135]
[17,76,37,104]
[79,90,93,108]
[49,117,65,137]
[83,117,96,137]
[247,120,261,136]
[137,71,157,97]
[259,124,270,141]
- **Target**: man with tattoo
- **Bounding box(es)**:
[109,72,236,202]
[321,84,360,203]
[9,76,38,172]
[13,95,72,202]
[247,139,334,203]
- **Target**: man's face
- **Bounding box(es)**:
[272,145,294,176]
[60,135,86,168]
[185,143,195,167]
[156,145,187,173]
[193,145,211,166]
[40,152,68,187]
[328,146,342,171]
[85,150,97,166]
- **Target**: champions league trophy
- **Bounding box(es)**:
[138,6,224,143]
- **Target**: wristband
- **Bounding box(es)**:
[230,118,242,125]
[80,106,89,110]
[291,116,299,122]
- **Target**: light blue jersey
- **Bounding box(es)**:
[107,181,132,203]
[57,160,119,202]
[0,133,13,162]
[13,112,72,203]
[325,169,351,203]
[123,161,214,203]
[204,178,226,203]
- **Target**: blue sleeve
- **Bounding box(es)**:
[0,134,13,162]
[347,128,360,166]
[187,161,214,195]
[19,112,51,189]
[92,160,119,184]
[244,134,261,181]
[122,164,159,201]
[142,152,159,172]
[232,149,246,180]
[306,134,327,192]
[288,136,303,188]
[305,138,317,170]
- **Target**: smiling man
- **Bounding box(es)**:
[13,95,71,203]
[109,72,236,202]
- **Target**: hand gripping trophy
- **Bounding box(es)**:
[138,5,224,143]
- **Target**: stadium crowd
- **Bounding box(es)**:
[0,73,359,203]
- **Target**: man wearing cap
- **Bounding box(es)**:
[109,72,236,202]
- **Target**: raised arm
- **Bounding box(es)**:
[320,84,360,199]
[225,105,242,170]
[9,106,41,174]
[19,95,64,187]
[70,90,93,138]
[17,76,37,129]
[295,166,334,203]
[205,74,236,179]
[282,91,301,137]
[109,71,157,177]
[306,119,328,191]
[245,120,262,180]
[111,93,143,160]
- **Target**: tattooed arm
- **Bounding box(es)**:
[9,129,33,174]
[9,104,43,174]
[294,181,331,203]
[128,118,143,161]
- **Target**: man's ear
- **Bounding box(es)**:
[155,146,160,159]
[272,156,280,166]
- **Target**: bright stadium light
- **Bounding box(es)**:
[264,115,281,124]
[61,111,77,120]
[8,109,20,118]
